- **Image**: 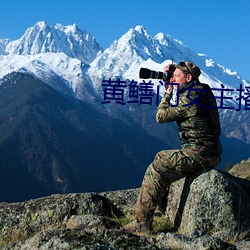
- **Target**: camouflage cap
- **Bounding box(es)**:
[176,61,201,79]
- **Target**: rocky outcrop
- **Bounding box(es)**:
[165,169,250,240]
[1,169,250,249]
[229,158,250,180]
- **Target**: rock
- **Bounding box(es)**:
[4,228,161,250]
[165,169,250,241]
[229,158,250,180]
[235,240,250,250]
[100,188,140,215]
[156,232,228,250]
[65,214,120,230]
[1,168,250,249]
[0,193,124,248]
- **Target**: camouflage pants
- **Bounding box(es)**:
[134,149,220,222]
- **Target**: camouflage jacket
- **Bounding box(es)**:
[156,80,222,157]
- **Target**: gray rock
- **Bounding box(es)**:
[156,232,227,250]
[0,193,124,248]
[4,228,161,250]
[101,188,140,215]
[235,240,250,250]
[65,214,120,230]
[165,169,250,241]
[229,157,250,180]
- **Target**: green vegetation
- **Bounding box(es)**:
[152,216,174,234]
[113,214,174,234]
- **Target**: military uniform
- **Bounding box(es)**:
[133,79,222,226]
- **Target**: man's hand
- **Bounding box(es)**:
[163,65,174,94]
[164,65,172,73]
[165,84,173,94]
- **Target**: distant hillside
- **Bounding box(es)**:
[0,72,168,202]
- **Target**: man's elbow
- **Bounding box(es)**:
[156,113,164,123]
[156,110,174,123]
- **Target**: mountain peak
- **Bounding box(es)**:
[126,25,150,40]
[34,21,48,29]
[54,23,79,34]
[5,21,102,64]
[89,25,168,78]
[134,25,147,34]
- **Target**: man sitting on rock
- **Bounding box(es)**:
[124,61,222,233]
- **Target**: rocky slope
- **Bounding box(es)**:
[1,168,250,250]
[229,158,250,180]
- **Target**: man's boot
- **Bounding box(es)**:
[123,217,153,234]
[124,205,154,234]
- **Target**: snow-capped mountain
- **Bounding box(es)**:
[87,24,250,156]
[0,52,99,102]
[1,22,249,137]
[0,22,249,141]
[0,22,103,102]
[0,22,248,104]
[89,25,248,99]
[0,22,250,201]
[4,21,102,64]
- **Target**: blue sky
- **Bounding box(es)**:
[1,0,250,81]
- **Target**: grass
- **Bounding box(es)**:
[113,214,174,235]
[152,216,174,234]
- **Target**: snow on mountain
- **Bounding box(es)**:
[154,33,248,89]
[90,25,248,88]
[0,39,9,55]
[87,25,250,148]
[0,52,99,104]
[88,26,159,80]
[0,22,104,104]
[5,21,102,64]
[88,25,249,108]
[0,22,249,109]
[0,22,250,156]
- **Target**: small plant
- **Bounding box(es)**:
[112,215,134,227]
[113,214,174,235]
[152,216,174,234]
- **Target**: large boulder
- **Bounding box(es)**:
[165,169,250,241]
[0,193,124,248]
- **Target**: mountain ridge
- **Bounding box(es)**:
[0,72,171,202]
[0,22,249,201]
[1,22,249,101]
[4,21,102,64]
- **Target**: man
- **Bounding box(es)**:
[124,61,222,233]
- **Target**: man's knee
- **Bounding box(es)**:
[153,150,176,170]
